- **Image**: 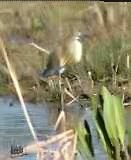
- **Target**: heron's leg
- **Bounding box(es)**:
[59,73,64,111]
[54,73,66,132]
[65,77,73,93]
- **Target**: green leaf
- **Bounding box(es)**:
[102,86,125,146]
[112,95,125,145]
[102,86,117,144]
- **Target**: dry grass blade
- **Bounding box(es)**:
[0,9,13,14]
[59,134,74,147]
[61,141,72,160]
[54,110,66,132]
[66,97,79,106]
[39,129,74,147]
[23,129,75,153]
[0,37,38,142]
[53,152,61,160]
[93,3,104,27]
[64,88,82,107]
[71,132,77,160]
[59,132,76,160]
[23,145,48,156]
[64,88,78,102]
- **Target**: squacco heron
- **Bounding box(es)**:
[41,32,88,77]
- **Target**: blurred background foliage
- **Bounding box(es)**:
[0,1,130,101]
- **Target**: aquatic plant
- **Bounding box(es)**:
[75,120,94,160]
[92,86,128,160]
[76,86,129,160]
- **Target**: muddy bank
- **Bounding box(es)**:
[0,77,130,106]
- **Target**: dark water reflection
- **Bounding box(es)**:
[0,97,106,160]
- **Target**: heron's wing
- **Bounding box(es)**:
[46,39,75,69]
[42,52,59,77]
[42,49,65,77]
[58,41,73,66]
[48,45,68,67]
[46,51,60,69]
[60,40,75,65]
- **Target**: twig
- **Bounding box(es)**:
[30,42,50,55]
[124,102,131,107]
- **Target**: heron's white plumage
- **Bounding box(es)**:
[68,36,83,63]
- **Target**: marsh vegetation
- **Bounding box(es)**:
[0,2,131,160]
[0,2,130,103]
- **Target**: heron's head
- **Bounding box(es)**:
[74,32,89,42]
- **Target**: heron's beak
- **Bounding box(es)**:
[82,33,89,38]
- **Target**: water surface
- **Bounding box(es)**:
[0,96,107,160]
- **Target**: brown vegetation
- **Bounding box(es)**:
[0,2,130,102]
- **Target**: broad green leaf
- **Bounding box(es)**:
[95,107,113,156]
[92,86,127,160]
[102,86,125,146]
[112,95,125,145]
[102,86,118,144]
